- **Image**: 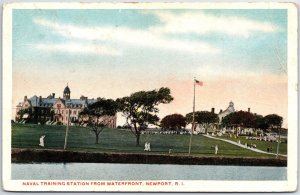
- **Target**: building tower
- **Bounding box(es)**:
[227,101,235,112]
[63,84,71,100]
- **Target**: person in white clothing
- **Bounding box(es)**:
[147,142,151,151]
[39,135,46,147]
[215,145,218,154]
[144,142,148,151]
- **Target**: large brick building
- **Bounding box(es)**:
[15,85,117,127]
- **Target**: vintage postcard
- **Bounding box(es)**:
[2,2,298,192]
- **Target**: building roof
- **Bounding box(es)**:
[28,96,40,107]
[22,95,97,108]
[64,99,97,108]
[40,97,57,107]
[218,101,235,116]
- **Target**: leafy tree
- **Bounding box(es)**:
[264,114,283,132]
[253,114,268,130]
[222,111,255,128]
[221,113,233,127]
[16,108,32,122]
[221,111,256,135]
[79,98,118,144]
[117,87,173,146]
[186,111,219,133]
[264,114,283,157]
[160,114,186,131]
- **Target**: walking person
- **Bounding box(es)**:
[39,135,46,147]
[215,145,218,154]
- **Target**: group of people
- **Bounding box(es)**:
[244,143,257,148]
[144,142,151,152]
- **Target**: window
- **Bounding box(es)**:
[66,110,68,114]
[73,110,76,115]
[57,104,61,109]
[62,110,64,114]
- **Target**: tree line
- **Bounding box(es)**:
[79,87,283,146]
[161,111,283,133]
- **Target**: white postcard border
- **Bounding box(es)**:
[2,2,298,192]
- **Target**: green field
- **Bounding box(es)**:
[12,123,284,158]
[219,135,287,155]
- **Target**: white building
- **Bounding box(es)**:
[218,101,235,123]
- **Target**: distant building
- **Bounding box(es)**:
[218,101,235,122]
[15,85,117,127]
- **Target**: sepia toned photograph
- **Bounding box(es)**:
[2,2,298,192]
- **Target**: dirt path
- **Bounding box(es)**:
[203,134,287,158]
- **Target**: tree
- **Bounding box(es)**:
[186,111,219,133]
[160,114,186,131]
[264,114,283,132]
[264,114,283,158]
[79,98,118,144]
[253,114,268,130]
[222,111,255,128]
[16,108,33,123]
[221,113,233,127]
[222,111,255,135]
[117,87,173,146]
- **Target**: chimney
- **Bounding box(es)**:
[24,96,27,102]
[211,108,215,113]
[52,93,55,98]
[80,95,88,100]
[219,109,223,113]
[39,96,42,106]
[248,108,250,112]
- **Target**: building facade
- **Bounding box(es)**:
[218,101,235,122]
[15,85,117,128]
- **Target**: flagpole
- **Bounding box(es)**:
[188,78,196,155]
[64,109,70,150]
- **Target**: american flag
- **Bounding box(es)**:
[195,79,203,86]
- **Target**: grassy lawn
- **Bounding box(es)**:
[11,123,283,158]
[218,135,287,155]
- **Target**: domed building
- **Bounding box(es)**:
[15,85,117,127]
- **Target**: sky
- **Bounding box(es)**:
[12,9,288,127]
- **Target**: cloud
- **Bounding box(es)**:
[35,42,122,56]
[33,18,220,54]
[147,11,280,38]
